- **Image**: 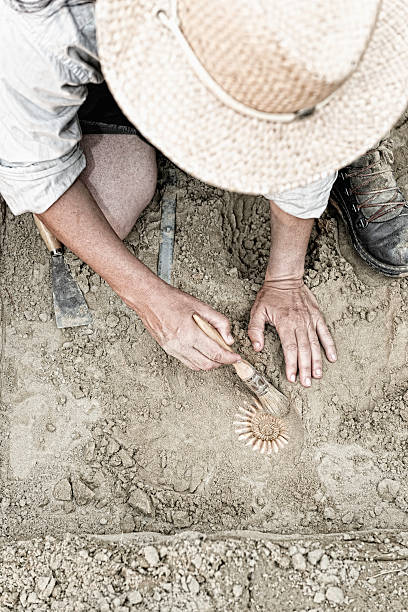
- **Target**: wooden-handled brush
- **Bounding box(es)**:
[193,314,289,417]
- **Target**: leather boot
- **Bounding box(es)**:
[330,139,408,277]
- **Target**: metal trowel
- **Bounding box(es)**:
[33,215,92,329]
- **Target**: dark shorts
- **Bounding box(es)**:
[78,81,149,143]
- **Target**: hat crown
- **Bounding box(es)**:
[178,0,381,113]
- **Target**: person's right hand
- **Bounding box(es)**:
[126,283,241,371]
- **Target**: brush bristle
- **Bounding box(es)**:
[258,389,289,417]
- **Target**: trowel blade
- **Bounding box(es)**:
[50,253,92,329]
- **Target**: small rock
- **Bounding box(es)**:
[85,440,96,462]
[72,479,94,506]
[292,552,306,571]
[118,448,134,468]
[106,438,120,456]
[46,423,56,432]
[53,479,72,501]
[36,576,56,598]
[232,584,243,598]
[127,590,142,605]
[342,511,354,524]
[188,577,200,595]
[326,586,345,604]
[106,314,119,328]
[172,509,192,528]
[377,478,400,501]
[143,545,160,567]
[314,591,325,604]
[366,310,376,322]
[63,501,75,514]
[128,489,152,515]
[39,312,48,322]
[320,554,330,570]
[308,549,324,566]
[121,514,135,533]
[324,507,336,520]
[227,267,238,277]
[191,554,202,570]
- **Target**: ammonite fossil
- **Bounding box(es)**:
[234,399,289,454]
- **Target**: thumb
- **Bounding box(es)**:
[198,306,234,346]
[248,307,266,352]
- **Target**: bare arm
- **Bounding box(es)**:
[39,179,240,370]
[248,200,337,387]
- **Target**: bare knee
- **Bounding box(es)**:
[81,134,158,240]
[115,154,158,240]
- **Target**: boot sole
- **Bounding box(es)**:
[329,195,408,278]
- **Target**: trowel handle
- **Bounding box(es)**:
[193,313,235,353]
[33,214,62,253]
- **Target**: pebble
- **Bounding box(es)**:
[320,554,330,570]
[326,586,345,604]
[121,514,135,533]
[324,507,336,520]
[143,545,160,567]
[39,312,48,322]
[366,310,376,322]
[291,552,306,571]
[37,576,56,599]
[127,590,143,605]
[377,478,400,501]
[128,489,152,515]
[72,479,94,506]
[118,448,134,468]
[342,511,354,524]
[188,577,200,595]
[53,478,72,502]
[232,584,243,598]
[308,549,324,566]
[106,438,120,456]
[106,314,119,328]
[314,591,325,604]
[46,423,56,432]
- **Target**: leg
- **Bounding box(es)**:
[80,133,157,240]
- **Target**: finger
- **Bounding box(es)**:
[190,348,223,371]
[248,306,266,352]
[194,333,241,365]
[197,307,234,345]
[295,328,312,387]
[307,327,323,379]
[316,317,337,363]
[278,327,298,383]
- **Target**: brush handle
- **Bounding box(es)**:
[193,313,255,380]
[192,314,234,353]
[33,214,62,253]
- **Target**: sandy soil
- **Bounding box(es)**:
[2,530,408,611]
[0,118,407,609]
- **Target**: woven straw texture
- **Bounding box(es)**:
[96,0,408,195]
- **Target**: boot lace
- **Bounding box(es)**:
[344,138,407,222]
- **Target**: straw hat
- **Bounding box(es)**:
[95,0,408,195]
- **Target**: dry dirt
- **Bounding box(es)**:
[0,118,408,609]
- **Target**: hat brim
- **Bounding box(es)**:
[96,0,408,195]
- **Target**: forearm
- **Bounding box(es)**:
[38,178,164,311]
[266,200,314,285]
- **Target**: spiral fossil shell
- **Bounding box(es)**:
[234,399,289,454]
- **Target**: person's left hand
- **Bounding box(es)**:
[247,280,337,387]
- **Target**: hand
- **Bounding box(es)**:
[130,283,241,371]
[248,280,337,387]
